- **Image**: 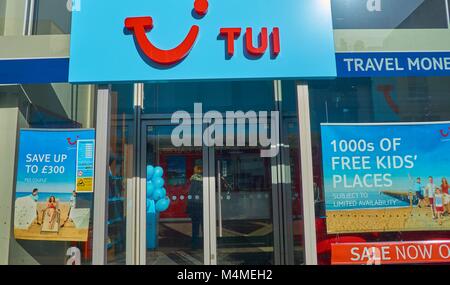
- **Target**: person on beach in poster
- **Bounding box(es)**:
[321,122,450,234]
[14,129,95,242]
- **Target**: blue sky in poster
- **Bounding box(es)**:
[16,129,95,200]
[321,122,450,211]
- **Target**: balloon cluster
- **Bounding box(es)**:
[146,165,170,212]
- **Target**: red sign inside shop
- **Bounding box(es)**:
[332,241,450,265]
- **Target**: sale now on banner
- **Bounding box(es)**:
[321,122,450,234]
[332,241,450,265]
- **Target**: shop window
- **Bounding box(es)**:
[22,104,80,128]
[106,84,135,264]
[332,0,449,29]
[309,77,450,265]
[0,0,28,36]
[281,81,306,265]
[143,81,275,114]
[7,83,95,265]
[32,0,71,35]
[0,0,5,35]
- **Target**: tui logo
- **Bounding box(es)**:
[440,127,450,138]
[125,0,280,66]
[67,136,79,145]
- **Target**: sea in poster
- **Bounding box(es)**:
[14,129,95,241]
[321,122,450,234]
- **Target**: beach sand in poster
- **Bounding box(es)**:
[14,201,89,241]
[327,206,450,234]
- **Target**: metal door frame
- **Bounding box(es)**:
[95,81,316,265]
[136,117,284,265]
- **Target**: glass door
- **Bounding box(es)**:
[140,119,281,265]
[122,81,299,265]
[141,121,207,265]
[204,118,279,265]
[212,146,275,265]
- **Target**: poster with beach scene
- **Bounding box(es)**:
[321,122,450,234]
[14,129,95,241]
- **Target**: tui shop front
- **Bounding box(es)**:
[2,0,450,265]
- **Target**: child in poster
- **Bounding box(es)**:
[435,188,445,225]
[413,177,425,208]
[425,176,437,219]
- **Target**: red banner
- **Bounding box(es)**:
[332,241,450,265]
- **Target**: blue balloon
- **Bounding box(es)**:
[156,197,170,212]
[146,165,155,180]
[152,187,166,201]
[146,181,155,198]
[146,199,155,213]
[152,176,165,188]
[153,166,164,178]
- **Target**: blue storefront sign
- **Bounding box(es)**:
[69,0,336,83]
[336,52,450,77]
[0,58,69,84]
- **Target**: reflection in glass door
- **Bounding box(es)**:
[141,121,280,265]
[214,147,274,265]
[143,123,205,265]
[125,81,302,265]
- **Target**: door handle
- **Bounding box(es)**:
[217,160,223,238]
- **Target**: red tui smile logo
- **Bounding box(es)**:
[67,136,79,145]
[125,0,208,66]
[440,127,450,138]
[124,0,280,66]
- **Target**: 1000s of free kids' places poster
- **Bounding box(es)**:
[322,122,450,234]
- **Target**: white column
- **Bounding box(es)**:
[296,82,318,265]
[92,86,111,265]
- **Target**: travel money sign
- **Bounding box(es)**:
[69,0,336,83]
